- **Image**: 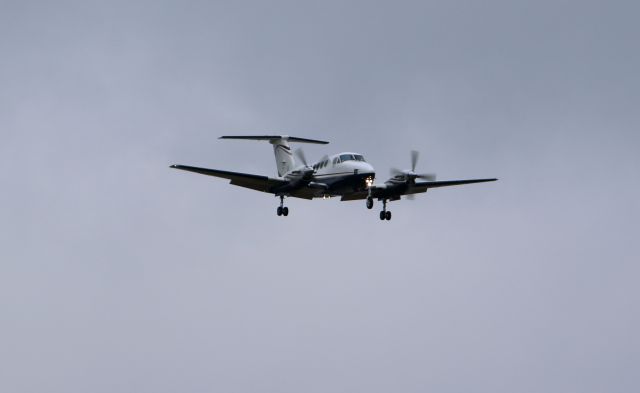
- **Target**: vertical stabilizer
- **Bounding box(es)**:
[270,138,294,176]
[219,135,329,177]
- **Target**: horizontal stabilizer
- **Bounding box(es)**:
[219,135,329,144]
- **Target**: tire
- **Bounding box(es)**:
[379,211,386,220]
[366,198,373,209]
[277,206,283,216]
[282,207,289,216]
[385,211,392,220]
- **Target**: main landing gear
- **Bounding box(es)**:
[276,195,289,217]
[367,197,391,221]
[379,199,391,221]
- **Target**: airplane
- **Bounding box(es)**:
[170,135,497,221]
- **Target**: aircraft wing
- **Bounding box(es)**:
[409,178,497,193]
[170,164,288,194]
[340,178,497,201]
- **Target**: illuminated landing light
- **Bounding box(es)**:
[365,176,374,188]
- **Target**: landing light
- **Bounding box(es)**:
[365,176,374,188]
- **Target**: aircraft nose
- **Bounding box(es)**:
[358,163,375,188]
[362,162,375,175]
[354,162,375,180]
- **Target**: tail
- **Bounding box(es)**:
[219,135,329,176]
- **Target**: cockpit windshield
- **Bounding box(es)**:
[338,154,366,162]
[339,154,354,162]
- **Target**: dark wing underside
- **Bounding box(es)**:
[409,178,497,193]
[340,178,497,201]
[170,164,318,199]
[170,164,287,193]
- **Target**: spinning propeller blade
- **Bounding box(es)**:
[390,167,404,177]
[416,173,437,181]
[391,150,437,183]
[411,150,419,172]
[295,148,308,167]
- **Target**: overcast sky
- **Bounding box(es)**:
[1,1,639,392]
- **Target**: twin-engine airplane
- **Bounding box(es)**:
[170,135,497,221]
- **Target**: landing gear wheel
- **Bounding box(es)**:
[277,195,288,217]
[379,199,390,222]
[366,198,374,209]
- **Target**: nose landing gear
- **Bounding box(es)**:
[366,197,374,209]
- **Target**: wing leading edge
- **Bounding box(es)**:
[170,164,287,193]
[170,164,319,200]
[412,178,497,191]
[340,177,498,201]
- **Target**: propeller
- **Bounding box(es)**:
[390,150,437,183]
[295,148,309,167]
[411,150,419,172]
[294,148,317,181]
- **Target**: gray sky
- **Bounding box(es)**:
[1,1,639,392]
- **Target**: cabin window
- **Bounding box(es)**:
[333,157,339,165]
[354,154,366,162]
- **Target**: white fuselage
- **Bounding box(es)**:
[284,152,375,196]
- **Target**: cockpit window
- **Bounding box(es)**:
[339,154,355,162]
[354,154,366,162]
